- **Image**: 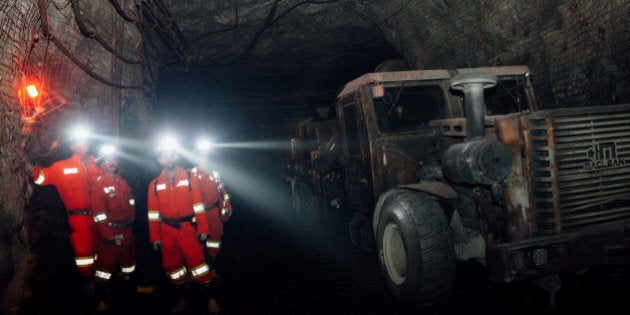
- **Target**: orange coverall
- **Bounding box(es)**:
[90,173,136,282]
[191,167,233,258]
[33,154,101,278]
[147,166,211,285]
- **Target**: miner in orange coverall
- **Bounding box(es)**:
[147,139,219,314]
[32,127,102,294]
[191,138,233,272]
[90,145,137,312]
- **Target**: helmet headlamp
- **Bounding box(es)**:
[68,125,91,145]
[98,144,118,160]
[196,138,214,153]
[155,134,180,154]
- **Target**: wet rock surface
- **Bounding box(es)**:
[19,152,630,315]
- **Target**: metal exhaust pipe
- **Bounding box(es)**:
[450,73,498,140]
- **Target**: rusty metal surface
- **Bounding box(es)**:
[486,221,630,283]
[337,65,534,100]
[495,113,536,242]
[337,69,453,99]
[430,117,498,138]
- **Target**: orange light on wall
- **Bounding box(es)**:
[18,79,67,125]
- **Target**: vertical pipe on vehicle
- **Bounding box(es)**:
[450,73,498,141]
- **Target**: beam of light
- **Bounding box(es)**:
[86,135,159,168]
[205,151,335,254]
[93,134,329,250]
[87,135,291,209]
[210,140,290,150]
[203,158,291,215]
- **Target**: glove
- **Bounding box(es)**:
[198,234,208,242]
[220,208,232,222]
[152,241,161,251]
[105,235,124,246]
[113,234,123,246]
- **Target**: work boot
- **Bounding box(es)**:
[83,278,96,297]
[203,281,221,314]
[208,298,221,315]
[79,277,96,314]
[94,281,110,313]
[134,283,155,315]
[169,299,188,314]
[169,283,191,314]
[96,300,110,313]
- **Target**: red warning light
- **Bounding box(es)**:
[26,84,39,98]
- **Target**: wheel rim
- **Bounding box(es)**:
[383,222,406,285]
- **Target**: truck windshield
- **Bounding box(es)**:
[483,77,531,115]
[372,84,446,134]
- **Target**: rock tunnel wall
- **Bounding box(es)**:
[0,1,153,313]
[0,1,34,310]
[360,0,630,108]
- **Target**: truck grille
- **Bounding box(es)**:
[527,104,630,233]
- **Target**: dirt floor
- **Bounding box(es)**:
[16,150,630,315]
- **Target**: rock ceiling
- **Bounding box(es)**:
[149,0,401,133]
[9,0,629,140]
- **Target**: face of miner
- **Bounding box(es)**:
[71,142,89,157]
[101,157,119,174]
[197,151,208,167]
[158,151,178,171]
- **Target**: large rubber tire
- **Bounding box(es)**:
[376,189,456,308]
[290,178,320,223]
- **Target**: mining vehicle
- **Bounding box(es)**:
[287,110,342,222]
[288,65,630,307]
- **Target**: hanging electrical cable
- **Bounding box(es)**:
[70,0,142,64]
[140,4,180,55]
[107,0,138,23]
[50,36,151,93]
[36,0,152,95]
[124,0,196,68]
[37,0,51,38]
[238,0,337,61]
[153,0,192,54]
[136,19,158,85]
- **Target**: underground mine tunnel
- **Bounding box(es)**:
[1,1,630,314]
